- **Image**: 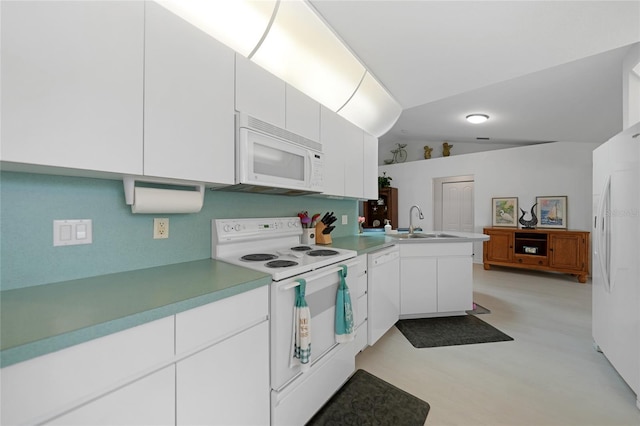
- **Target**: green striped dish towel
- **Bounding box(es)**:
[335,265,354,343]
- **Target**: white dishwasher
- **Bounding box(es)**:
[367,244,400,345]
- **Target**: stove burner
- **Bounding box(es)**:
[266,260,298,268]
[307,249,339,257]
[241,253,277,261]
[291,246,312,251]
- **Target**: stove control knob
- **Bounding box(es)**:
[223,224,231,232]
[234,224,242,231]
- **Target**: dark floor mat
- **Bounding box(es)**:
[306,369,430,426]
[396,315,513,348]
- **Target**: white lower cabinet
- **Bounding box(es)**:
[400,257,438,315]
[48,365,175,426]
[1,287,271,426]
[175,286,270,426]
[353,254,369,354]
[176,321,270,425]
[400,243,473,317]
[0,317,174,426]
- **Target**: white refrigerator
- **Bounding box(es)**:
[592,121,640,410]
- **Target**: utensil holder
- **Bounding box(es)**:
[301,228,316,245]
[315,222,332,245]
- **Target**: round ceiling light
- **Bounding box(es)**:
[466,114,489,124]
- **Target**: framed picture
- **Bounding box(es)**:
[536,196,567,229]
[492,197,518,227]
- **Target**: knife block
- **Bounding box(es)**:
[315,222,332,245]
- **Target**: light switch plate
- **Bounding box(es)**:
[53,219,93,246]
[342,215,348,225]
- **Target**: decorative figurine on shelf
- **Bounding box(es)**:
[519,203,538,229]
[358,216,365,234]
[378,172,392,188]
[423,145,433,159]
[442,142,453,157]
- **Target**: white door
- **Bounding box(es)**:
[442,181,474,232]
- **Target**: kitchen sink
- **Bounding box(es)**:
[390,232,462,239]
[392,233,431,239]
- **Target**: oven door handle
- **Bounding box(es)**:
[280,263,353,291]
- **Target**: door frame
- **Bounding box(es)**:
[433,175,474,231]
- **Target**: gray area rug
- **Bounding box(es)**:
[466,302,491,315]
[306,369,430,426]
[396,314,513,348]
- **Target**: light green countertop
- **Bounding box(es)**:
[328,233,394,254]
[0,259,271,368]
[1,231,486,368]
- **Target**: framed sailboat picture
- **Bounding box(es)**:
[536,196,567,228]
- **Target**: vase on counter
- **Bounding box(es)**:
[359,223,364,234]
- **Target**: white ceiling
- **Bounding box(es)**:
[309,0,640,148]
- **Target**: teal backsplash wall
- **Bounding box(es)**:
[0,172,358,290]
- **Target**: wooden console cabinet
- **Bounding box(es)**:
[363,187,398,229]
[483,227,590,283]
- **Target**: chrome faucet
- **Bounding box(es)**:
[409,205,424,234]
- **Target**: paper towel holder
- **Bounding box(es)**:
[123,176,205,214]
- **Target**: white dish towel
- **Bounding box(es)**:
[290,278,311,372]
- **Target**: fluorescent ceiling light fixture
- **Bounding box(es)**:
[251,0,365,112]
[466,114,489,124]
[155,0,402,137]
[338,72,402,137]
[156,0,276,57]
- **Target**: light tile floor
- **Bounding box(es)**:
[355,264,640,426]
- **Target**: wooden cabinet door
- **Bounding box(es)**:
[144,2,235,184]
[549,233,584,271]
[484,230,514,263]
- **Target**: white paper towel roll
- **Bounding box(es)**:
[131,187,203,214]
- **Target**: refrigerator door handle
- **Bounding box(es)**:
[595,175,611,292]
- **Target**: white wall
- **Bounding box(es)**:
[622,42,640,129]
[379,139,524,165]
[379,141,599,263]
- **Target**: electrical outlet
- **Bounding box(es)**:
[153,218,169,239]
[342,215,348,225]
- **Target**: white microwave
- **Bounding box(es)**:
[232,113,324,195]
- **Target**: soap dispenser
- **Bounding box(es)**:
[384,219,392,234]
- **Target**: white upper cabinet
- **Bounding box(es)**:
[363,132,379,200]
[235,55,286,128]
[321,107,366,198]
[0,1,144,174]
[235,55,320,142]
[320,107,347,197]
[144,2,235,184]
[285,85,321,142]
[344,129,364,199]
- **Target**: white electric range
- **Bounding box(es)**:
[211,217,359,425]
[211,217,356,281]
